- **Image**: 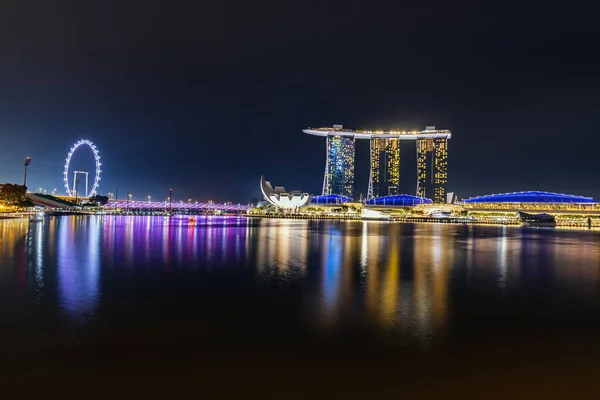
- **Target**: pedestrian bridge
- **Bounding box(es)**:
[26,193,81,210]
[104,201,250,212]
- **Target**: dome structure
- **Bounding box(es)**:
[463,191,597,203]
[366,194,432,206]
[311,194,352,205]
[260,176,312,209]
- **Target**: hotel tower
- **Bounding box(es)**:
[304,125,451,203]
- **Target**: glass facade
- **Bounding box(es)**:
[311,194,352,204]
[417,138,448,203]
[366,194,432,206]
[324,135,355,198]
[368,138,400,199]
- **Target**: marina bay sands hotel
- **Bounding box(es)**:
[303,125,451,203]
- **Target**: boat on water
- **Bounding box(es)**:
[518,211,556,227]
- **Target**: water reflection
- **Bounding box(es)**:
[57,216,101,322]
[320,227,344,323]
[0,219,28,300]
[379,226,399,330]
[34,221,44,302]
[255,219,308,278]
[1,216,600,350]
[498,227,508,290]
[301,223,453,343]
[412,224,451,339]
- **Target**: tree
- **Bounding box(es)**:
[0,184,27,205]
[19,199,35,208]
[88,194,109,206]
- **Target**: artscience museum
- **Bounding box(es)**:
[260,176,312,210]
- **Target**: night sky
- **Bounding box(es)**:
[1,1,599,203]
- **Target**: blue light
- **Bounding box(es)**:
[365,194,432,206]
[463,191,597,203]
[311,194,352,204]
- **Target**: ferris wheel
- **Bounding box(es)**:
[63,140,102,197]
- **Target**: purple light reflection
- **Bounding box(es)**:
[57,216,101,322]
[100,215,250,272]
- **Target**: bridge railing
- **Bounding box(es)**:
[104,201,250,212]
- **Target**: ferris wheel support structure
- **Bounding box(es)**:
[72,171,89,198]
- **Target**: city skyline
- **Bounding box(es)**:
[2,2,600,203]
[3,2,600,395]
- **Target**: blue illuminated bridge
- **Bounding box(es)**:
[105,201,250,212]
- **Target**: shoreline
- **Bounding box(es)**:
[2,212,598,231]
[247,214,600,230]
[0,214,29,220]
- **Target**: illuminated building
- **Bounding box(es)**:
[463,191,597,204]
[416,135,448,203]
[311,194,352,205]
[304,125,451,202]
[260,176,312,210]
[323,134,355,198]
[368,137,400,198]
[366,194,432,206]
[461,191,599,211]
[459,191,600,227]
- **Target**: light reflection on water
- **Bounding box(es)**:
[56,216,101,321]
[1,216,600,354]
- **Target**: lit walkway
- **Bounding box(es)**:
[105,201,250,212]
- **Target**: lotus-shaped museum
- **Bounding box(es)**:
[260,176,312,209]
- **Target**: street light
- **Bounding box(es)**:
[23,157,31,187]
[148,195,151,203]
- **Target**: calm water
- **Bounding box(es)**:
[2,215,600,394]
